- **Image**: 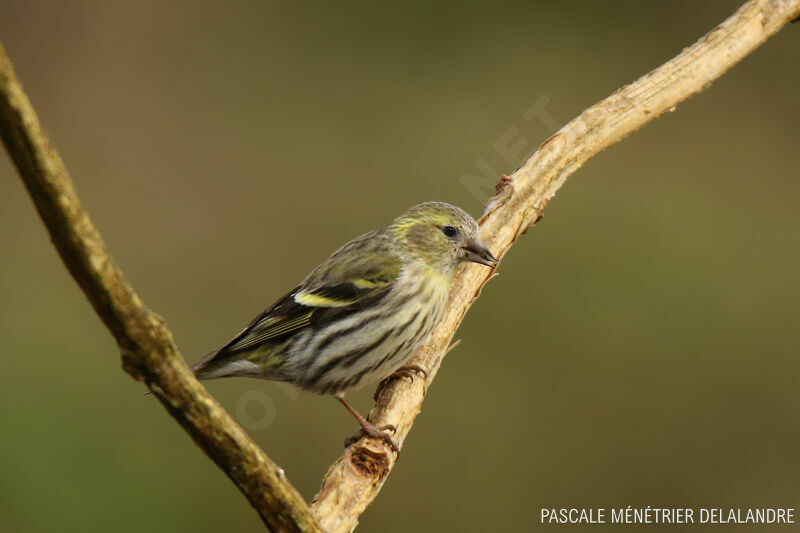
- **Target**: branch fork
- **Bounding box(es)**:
[2,1,797,530]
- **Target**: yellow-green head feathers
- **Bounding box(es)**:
[390,202,497,273]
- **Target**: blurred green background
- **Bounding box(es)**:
[1,1,799,531]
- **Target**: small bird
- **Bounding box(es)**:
[192,202,498,451]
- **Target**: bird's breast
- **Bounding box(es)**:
[295,271,451,394]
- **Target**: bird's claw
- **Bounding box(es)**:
[344,423,399,453]
[373,364,428,401]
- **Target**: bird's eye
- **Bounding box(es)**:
[442,225,458,238]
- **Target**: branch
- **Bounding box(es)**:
[309,0,800,530]
[3,0,798,530]
[0,43,320,532]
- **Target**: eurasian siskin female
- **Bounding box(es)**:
[192,202,497,451]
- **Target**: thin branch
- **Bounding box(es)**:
[309,1,800,531]
[0,43,320,533]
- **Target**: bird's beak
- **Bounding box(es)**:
[460,238,498,267]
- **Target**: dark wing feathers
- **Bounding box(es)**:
[195,246,403,372]
[224,281,393,354]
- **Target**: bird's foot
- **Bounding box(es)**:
[336,393,400,453]
[373,364,428,401]
[344,421,399,453]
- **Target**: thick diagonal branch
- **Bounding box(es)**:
[310,1,800,531]
[0,43,320,533]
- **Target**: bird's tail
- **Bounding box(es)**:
[190,349,226,379]
[191,345,280,380]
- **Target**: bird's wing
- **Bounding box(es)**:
[213,244,403,357]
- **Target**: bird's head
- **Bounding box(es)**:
[390,202,498,273]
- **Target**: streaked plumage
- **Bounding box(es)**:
[192,201,497,449]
